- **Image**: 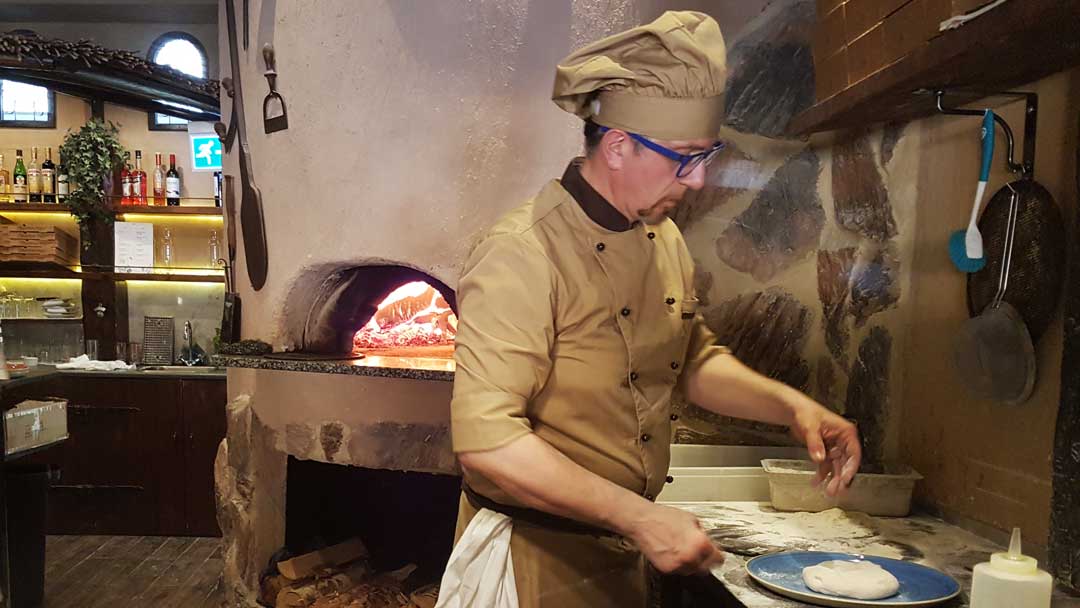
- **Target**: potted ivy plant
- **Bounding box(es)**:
[58,119,125,249]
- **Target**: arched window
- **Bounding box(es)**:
[1,31,55,128]
[148,32,209,131]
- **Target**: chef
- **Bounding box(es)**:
[444,10,862,608]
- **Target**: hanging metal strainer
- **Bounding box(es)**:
[967,178,1067,342]
[956,183,1037,405]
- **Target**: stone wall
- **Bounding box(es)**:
[671,2,918,470]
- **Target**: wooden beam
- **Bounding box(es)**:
[790,0,1080,134]
[0,3,217,25]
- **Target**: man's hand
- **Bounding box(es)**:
[789,395,862,496]
[617,503,725,575]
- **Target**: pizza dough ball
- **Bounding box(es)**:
[802,560,900,600]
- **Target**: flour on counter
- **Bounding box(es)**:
[678,503,905,559]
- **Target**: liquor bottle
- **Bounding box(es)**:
[27,146,41,203]
[56,152,68,204]
[120,151,132,206]
[152,152,166,206]
[133,150,147,205]
[41,146,55,203]
[12,149,28,204]
[0,154,10,204]
[213,171,222,207]
[166,154,181,206]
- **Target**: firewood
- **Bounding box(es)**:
[278,538,369,581]
[275,561,373,608]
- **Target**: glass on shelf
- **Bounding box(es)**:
[159,227,174,269]
[209,230,222,270]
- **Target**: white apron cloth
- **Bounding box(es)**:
[436,508,519,608]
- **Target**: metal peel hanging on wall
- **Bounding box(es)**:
[262,44,289,133]
[225,0,269,291]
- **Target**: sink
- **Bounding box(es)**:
[659,445,809,503]
[139,366,225,375]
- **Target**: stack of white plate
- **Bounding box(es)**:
[41,298,78,319]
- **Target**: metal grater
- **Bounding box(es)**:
[143,316,175,365]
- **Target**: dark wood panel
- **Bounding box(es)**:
[181,379,227,537]
[10,375,225,536]
[792,0,1080,134]
[14,376,183,535]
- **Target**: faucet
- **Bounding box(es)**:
[179,321,208,366]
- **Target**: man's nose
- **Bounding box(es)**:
[678,161,707,191]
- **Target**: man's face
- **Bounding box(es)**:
[611,134,715,225]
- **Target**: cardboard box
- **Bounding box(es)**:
[816,0,845,18]
[4,400,68,457]
[847,24,888,84]
[883,0,932,63]
[814,4,847,60]
[814,47,850,101]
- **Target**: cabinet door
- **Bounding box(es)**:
[40,377,180,535]
[180,379,227,536]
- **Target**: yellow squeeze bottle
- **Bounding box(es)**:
[970,527,1052,608]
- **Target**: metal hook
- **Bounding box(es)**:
[935,90,1027,176]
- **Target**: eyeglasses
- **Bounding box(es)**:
[598,127,725,178]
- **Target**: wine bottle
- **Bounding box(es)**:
[120,151,132,206]
[56,152,68,204]
[133,150,147,205]
[0,154,10,204]
[41,146,55,203]
[27,146,41,203]
[152,152,166,206]
[12,149,28,204]
[166,154,180,206]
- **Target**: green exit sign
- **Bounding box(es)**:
[188,135,222,172]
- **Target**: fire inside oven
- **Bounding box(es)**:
[351,281,457,354]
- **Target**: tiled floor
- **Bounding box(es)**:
[43,535,224,607]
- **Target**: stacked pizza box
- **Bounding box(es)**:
[0,225,80,266]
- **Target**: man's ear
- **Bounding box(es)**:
[600,128,628,171]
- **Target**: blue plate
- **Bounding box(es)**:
[746,551,961,607]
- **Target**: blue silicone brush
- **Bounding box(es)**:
[949,109,995,272]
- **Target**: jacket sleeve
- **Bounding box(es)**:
[678,314,732,394]
[451,233,557,453]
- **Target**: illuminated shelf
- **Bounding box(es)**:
[0,203,221,218]
[0,263,97,280]
[0,203,71,213]
[115,205,221,216]
[115,272,224,283]
[0,262,224,283]
[0,317,83,322]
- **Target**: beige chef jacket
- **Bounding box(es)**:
[450,160,730,607]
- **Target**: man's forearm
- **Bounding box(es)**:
[684,353,803,425]
[457,433,652,536]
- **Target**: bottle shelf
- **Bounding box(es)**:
[0,317,83,323]
[0,203,222,216]
[0,203,72,213]
[114,272,224,283]
[115,204,222,216]
[0,262,225,283]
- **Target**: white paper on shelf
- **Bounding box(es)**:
[114,222,155,273]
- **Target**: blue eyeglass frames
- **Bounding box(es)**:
[598,126,725,178]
